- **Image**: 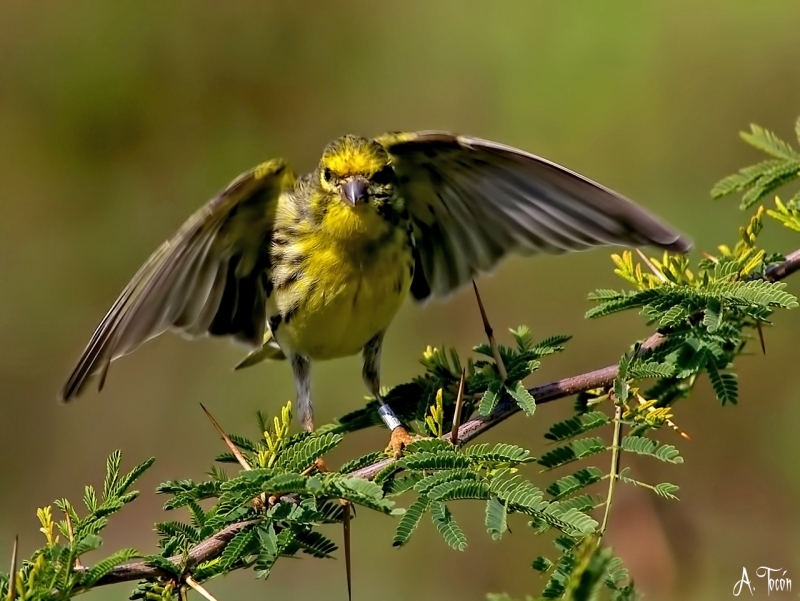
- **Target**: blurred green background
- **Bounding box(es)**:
[2,2,800,599]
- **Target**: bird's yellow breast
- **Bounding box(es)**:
[271,198,413,360]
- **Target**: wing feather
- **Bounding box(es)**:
[61,159,293,401]
[377,132,691,299]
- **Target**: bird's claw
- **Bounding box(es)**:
[386,425,417,459]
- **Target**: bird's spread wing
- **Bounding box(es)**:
[61,159,295,401]
[376,132,691,300]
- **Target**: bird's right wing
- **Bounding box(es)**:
[61,159,295,401]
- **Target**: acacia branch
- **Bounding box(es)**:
[89,520,261,586]
[85,246,800,588]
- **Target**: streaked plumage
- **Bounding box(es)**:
[61,131,691,434]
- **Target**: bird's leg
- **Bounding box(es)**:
[362,332,414,459]
[290,353,314,433]
[258,353,325,502]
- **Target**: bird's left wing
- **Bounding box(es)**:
[376,132,691,300]
[61,159,295,400]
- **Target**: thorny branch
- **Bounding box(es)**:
[72,247,800,588]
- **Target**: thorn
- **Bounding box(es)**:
[756,320,767,355]
[185,576,218,601]
[200,403,252,471]
[472,280,507,381]
[64,512,82,568]
[450,369,467,446]
[201,403,267,509]
[7,536,17,601]
[701,251,719,263]
[341,500,352,601]
[635,249,668,282]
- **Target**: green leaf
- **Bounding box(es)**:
[219,529,255,570]
[414,470,481,495]
[605,555,631,590]
[741,123,800,161]
[260,473,308,495]
[546,467,604,500]
[294,529,337,558]
[254,526,293,579]
[532,555,555,573]
[713,258,742,280]
[402,451,471,471]
[510,325,534,351]
[587,289,626,301]
[427,480,490,502]
[393,496,430,547]
[540,506,598,536]
[740,163,800,208]
[478,381,503,416]
[277,433,343,473]
[430,501,467,551]
[81,548,139,588]
[654,482,681,500]
[143,555,182,577]
[490,474,546,511]
[103,451,122,500]
[538,437,607,470]
[227,433,259,452]
[620,436,684,464]
[617,470,681,500]
[627,360,675,380]
[659,303,690,328]
[155,521,199,543]
[710,279,797,309]
[507,381,536,416]
[72,534,102,557]
[386,472,425,496]
[339,451,385,474]
[585,289,662,319]
[706,360,739,405]
[614,354,631,402]
[403,438,452,454]
[557,494,603,513]
[544,412,610,443]
[113,457,155,499]
[530,334,572,357]
[485,497,508,540]
[83,486,98,512]
[703,299,722,333]
[466,442,533,465]
[712,159,785,198]
[328,476,395,513]
[562,541,621,601]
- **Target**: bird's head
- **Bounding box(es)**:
[318,136,397,209]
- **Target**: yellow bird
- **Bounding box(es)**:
[60,132,690,453]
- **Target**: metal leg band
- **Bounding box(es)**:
[377,404,402,431]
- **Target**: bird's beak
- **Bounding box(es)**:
[343,178,369,206]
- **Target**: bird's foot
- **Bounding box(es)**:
[386,426,417,460]
[310,457,329,473]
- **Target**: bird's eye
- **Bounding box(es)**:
[323,168,333,182]
[372,166,394,185]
